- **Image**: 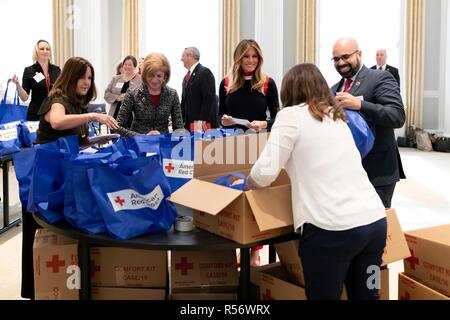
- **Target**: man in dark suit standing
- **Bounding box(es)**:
[370,49,400,87]
[331,38,406,208]
[181,47,218,131]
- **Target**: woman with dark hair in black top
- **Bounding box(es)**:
[21,57,118,300]
[219,39,279,133]
[219,39,280,267]
[11,40,61,121]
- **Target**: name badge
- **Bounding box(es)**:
[115,82,124,89]
[33,72,45,83]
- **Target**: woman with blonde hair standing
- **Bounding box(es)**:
[116,53,183,136]
[11,39,61,121]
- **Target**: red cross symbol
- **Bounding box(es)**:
[90,260,101,277]
[262,289,275,300]
[400,292,411,300]
[165,163,175,173]
[405,249,420,270]
[46,255,66,273]
[175,257,194,276]
[114,196,125,206]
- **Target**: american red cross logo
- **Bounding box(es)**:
[400,292,411,300]
[46,255,65,273]
[405,249,420,270]
[175,257,194,276]
[90,260,101,277]
[262,289,275,300]
[165,163,175,173]
[114,196,125,206]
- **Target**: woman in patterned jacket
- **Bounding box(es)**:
[116,53,183,136]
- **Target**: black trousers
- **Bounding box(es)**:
[299,217,387,300]
[21,208,41,299]
[374,183,397,208]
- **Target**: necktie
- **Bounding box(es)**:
[185,70,191,86]
[343,78,353,93]
[379,66,383,70]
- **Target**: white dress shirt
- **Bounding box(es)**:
[250,104,385,231]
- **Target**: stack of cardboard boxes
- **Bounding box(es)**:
[33,229,79,300]
[170,250,239,300]
[399,224,450,300]
[33,229,168,300]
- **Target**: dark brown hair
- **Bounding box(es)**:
[280,63,345,122]
[49,57,97,108]
[122,55,138,67]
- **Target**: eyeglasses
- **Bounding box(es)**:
[331,50,359,63]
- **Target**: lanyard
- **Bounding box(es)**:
[45,74,51,93]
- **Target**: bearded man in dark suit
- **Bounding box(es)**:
[331,38,406,208]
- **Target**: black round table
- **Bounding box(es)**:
[33,213,298,300]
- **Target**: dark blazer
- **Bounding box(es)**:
[370,64,400,87]
[332,65,406,187]
[181,63,218,129]
[22,63,61,120]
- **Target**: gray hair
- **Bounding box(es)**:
[185,47,200,61]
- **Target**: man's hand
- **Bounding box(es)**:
[147,130,160,135]
[335,92,362,110]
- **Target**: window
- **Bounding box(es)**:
[0,0,53,102]
[317,0,403,87]
[140,0,220,96]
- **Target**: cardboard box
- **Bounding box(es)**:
[33,229,79,300]
[398,273,449,300]
[403,224,450,296]
[248,263,277,300]
[259,262,307,300]
[170,250,238,293]
[171,293,237,300]
[382,208,411,265]
[91,287,166,300]
[170,133,294,244]
[91,247,167,288]
[274,240,304,286]
[260,262,388,300]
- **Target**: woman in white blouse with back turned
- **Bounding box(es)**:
[246,63,387,300]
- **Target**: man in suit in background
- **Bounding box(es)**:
[181,47,218,131]
[371,49,400,87]
[331,38,406,208]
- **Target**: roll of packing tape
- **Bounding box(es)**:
[175,215,194,232]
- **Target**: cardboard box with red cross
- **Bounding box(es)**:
[169,133,294,245]
[403,224,450,297]
[398,273,449,300]
[170,250,238,294]
[33,229,79,300]
[90,247,167,289]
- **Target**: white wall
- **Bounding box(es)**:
[424,0,450,135]
[73,0,122,105]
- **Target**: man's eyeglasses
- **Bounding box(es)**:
[331,50,359,63]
